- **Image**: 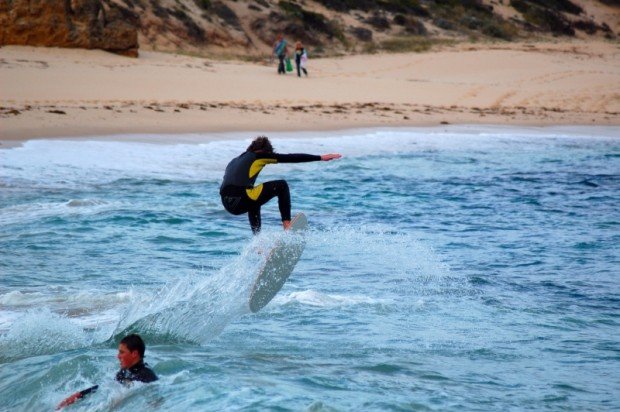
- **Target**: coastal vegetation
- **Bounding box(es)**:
[0,0,616,57]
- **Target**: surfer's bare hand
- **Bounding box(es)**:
[57,392,81,410]
[321,153,342,161]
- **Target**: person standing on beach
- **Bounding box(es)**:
[56,334,158,409]
[273,34,288,75]
[294,41,308,77]
[220,136,341,234]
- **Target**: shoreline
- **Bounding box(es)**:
[1,100,617,148]
[1,40,619,146]
[2,123,617,150]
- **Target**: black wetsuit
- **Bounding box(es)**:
[115,360,158,385]
[220,151,321,233]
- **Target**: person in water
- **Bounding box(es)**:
[114,333,158,384]
[220,136,341,234]
[56,334,157,409]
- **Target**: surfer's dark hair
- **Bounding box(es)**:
[120,334,146,358]
[247,136,274,153]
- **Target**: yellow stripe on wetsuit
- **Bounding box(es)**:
[249,158,276,179]
[246,158,277,200]
[246,184,263,200]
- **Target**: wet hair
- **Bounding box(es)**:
[120,334,146,358]
[247,136,274,153]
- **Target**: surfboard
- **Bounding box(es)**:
[248,213,308,313]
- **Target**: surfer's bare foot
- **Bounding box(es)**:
[283,220,291,230]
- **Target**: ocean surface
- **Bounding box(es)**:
[0,126,618,411]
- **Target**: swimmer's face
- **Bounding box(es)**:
[117,343,140,369]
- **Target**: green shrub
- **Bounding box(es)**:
[213,2,242,29]
[366,14,391,31]
[150,0,170,18]
[378,0,429,16]
[171,8,206,41]
[193,0,211,10]
[278,1,344,40]
[351,26,373,41]
[526,0,582,15]
[481,20,517,40]
[380,36,435,53]
[315,0,428,16]
[511,0,575,35]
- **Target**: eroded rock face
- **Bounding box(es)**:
[0,0,139,57]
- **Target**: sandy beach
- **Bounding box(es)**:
[1,40,619,146]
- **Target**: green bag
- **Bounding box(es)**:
[285,57,293,72]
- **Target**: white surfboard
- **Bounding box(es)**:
[249,213,308,313]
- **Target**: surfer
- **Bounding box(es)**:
[114,334,158,385]
[56,334,157,409]
[220,136,341,234]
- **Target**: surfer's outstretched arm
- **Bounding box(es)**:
[321,153,342,161]
[56,385,99,410]
[270,153,342,163]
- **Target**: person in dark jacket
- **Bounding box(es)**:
[273,34,288,75]
[220,136,341,233]
[56,334,157,409]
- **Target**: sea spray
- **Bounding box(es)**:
[304,224,453,293]
[112,231,281,344]
[258,225,456,317]
[0,308,91,362]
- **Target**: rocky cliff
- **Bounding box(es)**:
[0,0,139,56]
[0,0,617,58]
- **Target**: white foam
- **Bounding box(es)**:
[0,289,133,342]
[0,198,121,225]
[0,308,91,361]
[65,198,109,207]
[0,289,133,309]
[274,289,388,308]
[2,127,616,188]
[306,224,451,280]
[0,224,454,357]
[0,139,228,187]
[0,310,22,331]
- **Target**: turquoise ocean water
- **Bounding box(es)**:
[0,126,618,411]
